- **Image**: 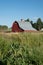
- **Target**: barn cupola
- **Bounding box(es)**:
[21,19,25,22]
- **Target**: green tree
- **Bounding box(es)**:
[32,18,43,31]
[0,25,8,31]
[30,21,33,26]
[32,23,37,29]
[25,18,30,22]
[37,18,43,30]
[2,25,8,30]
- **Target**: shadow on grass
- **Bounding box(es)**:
[0,60,7,65]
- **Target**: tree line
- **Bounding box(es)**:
[0,25,8,31]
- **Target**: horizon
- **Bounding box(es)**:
[0,0,43,27]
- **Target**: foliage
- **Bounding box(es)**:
[36,18,43,30]
[25,18,30,22]
[0,32,43,65]
[31,18,43,31]
[0,25,8,31]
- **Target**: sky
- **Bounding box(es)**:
[0,0,43,27]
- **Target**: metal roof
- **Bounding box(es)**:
[18,20,36,30]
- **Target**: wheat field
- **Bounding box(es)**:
[0,32,43,65]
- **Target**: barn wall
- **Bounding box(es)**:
[12,21,24,32]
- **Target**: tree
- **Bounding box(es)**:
[32,23,37,30]
[37,18,43,30]
[31,18,43,31]
[0,25,8,31]
[25,18,30,22]
[2,25,8,30]
[30,21,33,26]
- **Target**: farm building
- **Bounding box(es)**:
[40,28,43,31]
[12,20,36,32]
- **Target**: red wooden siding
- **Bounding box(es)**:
[12,21,24,32]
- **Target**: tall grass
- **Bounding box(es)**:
[0,32,43,65]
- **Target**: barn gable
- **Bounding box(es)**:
[12,21,24,32]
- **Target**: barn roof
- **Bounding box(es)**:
[17,20,36,30]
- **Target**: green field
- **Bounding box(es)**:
[0,32,43,65]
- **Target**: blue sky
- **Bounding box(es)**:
[0,0,43,27]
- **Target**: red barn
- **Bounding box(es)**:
[12,21,24,32]
[12,20,36,32]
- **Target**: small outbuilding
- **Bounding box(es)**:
[40,28,43,31]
